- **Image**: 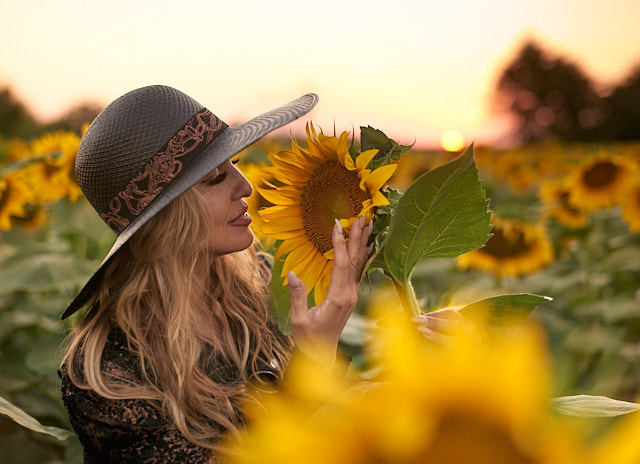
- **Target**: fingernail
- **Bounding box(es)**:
[411,315,427,322]
[359,215,365,227]
[287,271,302,288]
[334,218,344,234]
[417,326,433,335]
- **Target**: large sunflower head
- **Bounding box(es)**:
[457,216,555,277]
[566,151,638,212]
[257,123,398,303]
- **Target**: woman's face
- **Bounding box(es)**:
[194,159,255,256]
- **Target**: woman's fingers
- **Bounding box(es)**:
[287,271,309,323]
[411,308,475,337]
[326,217,371,300]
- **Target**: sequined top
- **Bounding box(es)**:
[59,329,245,464]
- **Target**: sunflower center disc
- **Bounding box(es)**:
[482,227,531,257]
[583,161,619,189]
[301,161,369,254]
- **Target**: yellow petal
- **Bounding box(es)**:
[313,264,333,305]
[259,205,302,222]
[356,149,378,171]
[260,215,305,234]
[295,253,330,293]
[274,235,310,261]
[364,164,398,192]
[256,187,300,205]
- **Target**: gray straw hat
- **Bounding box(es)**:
[62,85,318,319]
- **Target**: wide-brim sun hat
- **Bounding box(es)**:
[62,85,318,319]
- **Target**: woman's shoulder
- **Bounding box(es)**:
[60,329,161,426]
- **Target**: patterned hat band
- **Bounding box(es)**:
[99,108,227,234]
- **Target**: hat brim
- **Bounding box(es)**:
[61,92,318,319]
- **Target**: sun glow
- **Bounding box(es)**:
[441,130,466,152]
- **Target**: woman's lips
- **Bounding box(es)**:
[229,206,251,226]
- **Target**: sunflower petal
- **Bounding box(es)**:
[364,164,398,192]
[260,215,305,234]
[256,187,300,205]
[356,149,379,171]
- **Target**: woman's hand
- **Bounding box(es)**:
[288,216,373,369]
[411,306,477,344]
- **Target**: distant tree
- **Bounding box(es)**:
[597,64,640,141]
[44,102,104,134]
[494,40,603,144]
[0,86,40,139]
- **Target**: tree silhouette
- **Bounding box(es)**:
[0,86,39,139]
[598,63,640,141]
[494,40,603,144]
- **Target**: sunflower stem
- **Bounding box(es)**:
[392,277,422,317]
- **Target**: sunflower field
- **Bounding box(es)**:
[1,123,640,462]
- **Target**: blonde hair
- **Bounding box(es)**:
[62,186,291,449]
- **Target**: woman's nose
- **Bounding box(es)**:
[232,164,253,199]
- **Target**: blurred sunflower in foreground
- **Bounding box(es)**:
[224,317,586,464]
[566,152,638,212]
[457,216,554,277]
[257,123,397,304]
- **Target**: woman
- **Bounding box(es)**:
[59,85,463,463]
[59,85,376,463]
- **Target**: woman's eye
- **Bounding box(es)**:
[203,172,228,186]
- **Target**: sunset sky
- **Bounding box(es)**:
[1,0,639,148]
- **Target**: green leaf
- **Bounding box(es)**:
[0,394,73,441]
[372,145,491,284]
[0,151,62,176]
[359,126,413,170]
[458,294,552,326]
[550,395,640,417]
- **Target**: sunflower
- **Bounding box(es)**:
[566,152,638,212]
[0,174,32,231]
[457,216,554,277]
[25,131,83,204]
[225,318,583,464]
[539,179,588,229]
[257,123,397,304]
[10,205,49,233]
[620,181,640,233]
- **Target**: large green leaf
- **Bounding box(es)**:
[550,395,640,417]
[372,145,491,284]
[0,394,73,441]
[458,294,552,326]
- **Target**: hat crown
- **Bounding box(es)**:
[76,85,208,221]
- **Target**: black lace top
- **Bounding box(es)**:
[59,330,245,464]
